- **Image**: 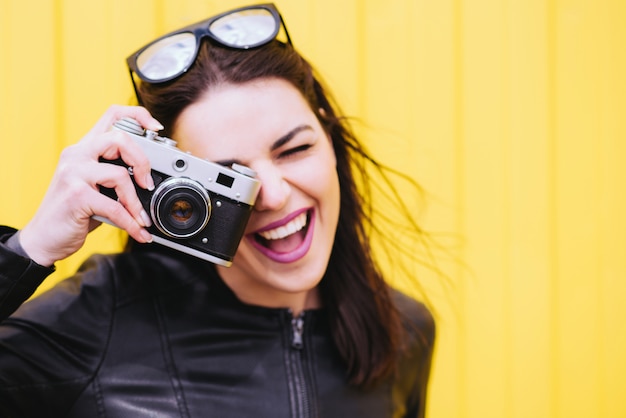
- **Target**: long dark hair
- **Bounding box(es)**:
[137,39,419,388]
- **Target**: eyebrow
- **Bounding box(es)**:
[215,124,314,167]
[271,124,315,151]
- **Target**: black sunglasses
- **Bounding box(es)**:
[126,3,291,89]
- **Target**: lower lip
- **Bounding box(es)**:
[248,210,315,263]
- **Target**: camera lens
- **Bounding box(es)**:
[170,200,194,223]
[151,178,211,238]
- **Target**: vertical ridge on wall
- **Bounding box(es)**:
[53,1,66,156]
[601,4,626,416]
[354,1,368,122]
[555,0,605,415]
[0,1,13,202]
[508,1,554,417]
[545,0,560,415]
[451,0,467,416]
[499,1,514,415]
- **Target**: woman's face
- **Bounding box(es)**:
[173,78,340,311]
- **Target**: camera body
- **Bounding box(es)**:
[97,117,261,266]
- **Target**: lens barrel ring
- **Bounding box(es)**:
[150,177,211,238]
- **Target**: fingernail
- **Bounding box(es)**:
[145,174,155,191]
[140,229,153,243]
[140,210,152,227]
[153,121,164,131]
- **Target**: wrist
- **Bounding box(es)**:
[18,226,57,267]
[5,230,30,258]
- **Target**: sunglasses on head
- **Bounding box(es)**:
[126,3,291,94]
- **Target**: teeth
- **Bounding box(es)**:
[259,212,307,240]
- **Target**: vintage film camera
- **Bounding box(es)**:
[96,117,261,266]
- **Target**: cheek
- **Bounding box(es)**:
[302,138,338,192]
[295,158,340,203]
[314,167,341,223]
[309,149,340,215]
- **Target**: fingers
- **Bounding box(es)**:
[80,105,160,229]
[52,144,153,239]
[20,105,162,265]
[82,160,152,230]
[84,105,162,191]
[86,193,153,244]
[87,129,155,191]
[88,104,164,136]
[81,106,160,240]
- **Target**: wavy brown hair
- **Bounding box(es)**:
[136,39,422,388]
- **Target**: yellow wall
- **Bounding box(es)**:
[1,1,625,417]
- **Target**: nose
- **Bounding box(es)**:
[253,163,290,212]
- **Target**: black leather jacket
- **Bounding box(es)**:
[0,227,435,417]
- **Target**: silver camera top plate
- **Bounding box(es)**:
[113,117,260,205]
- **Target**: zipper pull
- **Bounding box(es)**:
[291,315,304,349]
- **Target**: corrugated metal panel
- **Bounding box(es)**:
[1,0,625,417]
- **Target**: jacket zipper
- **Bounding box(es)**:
[285,311,312,418]
[291,314,304,349]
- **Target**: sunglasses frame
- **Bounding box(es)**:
[126,3,292,99]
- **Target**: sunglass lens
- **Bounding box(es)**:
[136,32,197,81]
[209,8,277,48]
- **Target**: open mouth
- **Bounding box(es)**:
[249,209,314,263]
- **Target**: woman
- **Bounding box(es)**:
[0,4,434,417]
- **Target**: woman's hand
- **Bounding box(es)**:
[19,105,163,267]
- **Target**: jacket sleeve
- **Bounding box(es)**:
[0,229,117,416]
[0,226,55,320]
